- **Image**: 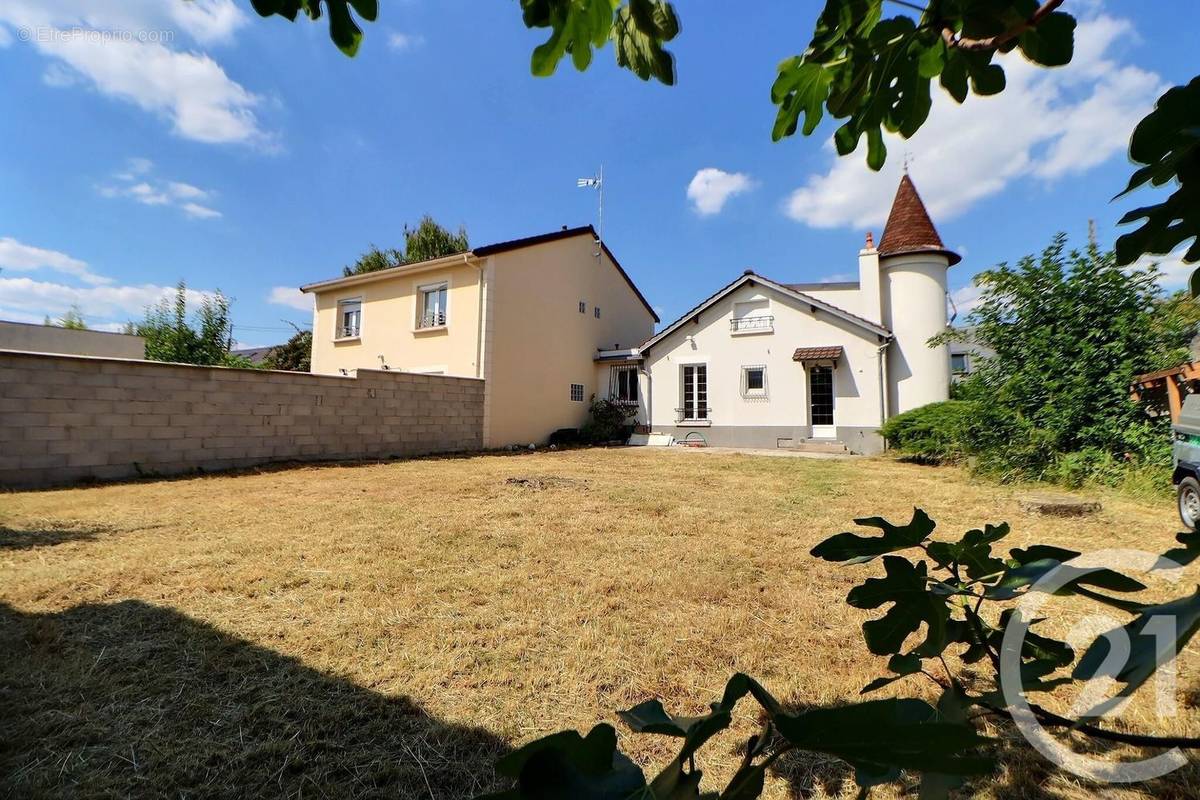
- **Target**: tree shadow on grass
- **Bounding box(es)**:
[0,600,510,799]
[0,522,114,551]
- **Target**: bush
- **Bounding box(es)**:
[580,397,638,444]
[879,400,977,463]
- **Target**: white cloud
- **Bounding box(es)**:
[387,31,425,52]
[784,14,1164,230]
[268,286,312,312]
[98,160,221,220]
[687,168,756,216]
[949,283,985,319]
[0,237,111,285]
[0,1,269,147]
[0,275,213,326]
[1139,251,1195,292]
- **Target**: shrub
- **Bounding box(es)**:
[879,400,977,463]
[580,397,638,444]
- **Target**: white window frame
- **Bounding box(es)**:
[335,297,362,340]
[415,280,450,330]
[610,365,638,405]
[741,365,768,398]
[570,383,585,402]
[594,305,601,319]
[679,363,709,423]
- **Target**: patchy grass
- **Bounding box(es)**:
[1,449,1196,799]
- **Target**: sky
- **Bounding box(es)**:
[0,0,1195,346]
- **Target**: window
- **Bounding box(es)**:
[742,365,767,398]
[417,282,448,328]
[682,364,708,420]
[594,306,601,318]
[337,299,361,339]
[610,365,638,404]
[570,383,585,402]
[951,353,969,374]
[579,301,587,313]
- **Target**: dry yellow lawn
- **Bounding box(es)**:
[2,449,1197,799]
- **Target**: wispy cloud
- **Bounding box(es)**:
[387,31,425,52]
[0,1,272,147]
[686,168,756,216]
[97,158,222,220]
[0,237,111,285]
[784,14,1162,230]
[268,286,313,312]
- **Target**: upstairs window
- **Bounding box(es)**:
[570,383,585,402]
[418,282,448,328]
[579,301,587,313]
[951,353,968,374]
[610,365,638,404]
[337,299,361,339]
[594,306,601,318]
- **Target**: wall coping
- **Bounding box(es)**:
[0,349,485,383]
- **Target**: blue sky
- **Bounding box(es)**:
[0,1,1195,346]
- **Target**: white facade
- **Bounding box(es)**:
[625,175,957,454]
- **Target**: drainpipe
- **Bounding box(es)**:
[877,339,891,427]
[465,254,485,379]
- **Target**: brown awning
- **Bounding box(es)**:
[793,346,843,362]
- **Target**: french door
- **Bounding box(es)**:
[809,365,835,438]
[682,364,708,420]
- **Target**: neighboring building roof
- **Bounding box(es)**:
[793,346,844,361]
[786,281,860,292]
[877,175,962,266]
[232,345,277,364]
[300,224,658,322]
[640,271,891,354]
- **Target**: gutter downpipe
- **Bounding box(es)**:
[877,338,891,431]
[465,253,485,379]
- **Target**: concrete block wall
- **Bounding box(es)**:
[0,350,484,488]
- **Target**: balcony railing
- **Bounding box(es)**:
[730,315,774,334]
[336,325,360,339]
[417,311,447,329]
[675,406,712,425]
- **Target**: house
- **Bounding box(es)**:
[301,225,659,447]
[231,345,279,365]
[949,331,995,380]
[621,175,959,455]
[0,319,145,360]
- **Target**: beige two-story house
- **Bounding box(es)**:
[301,226,658,447]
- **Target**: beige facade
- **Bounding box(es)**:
[0,319,144,360]
[303,227,658,447]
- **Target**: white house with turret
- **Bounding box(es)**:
[597,174,959,454]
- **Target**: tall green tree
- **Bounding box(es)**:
[249,1,1199,269]
[944,234,1184,456]
[263,327,313,372]
[341,215,469,277]
[136,282,242,367]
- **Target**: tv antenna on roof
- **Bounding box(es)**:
[577,165,603,258]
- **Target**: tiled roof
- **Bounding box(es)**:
[792,346,844,362]
[877,175,961,266]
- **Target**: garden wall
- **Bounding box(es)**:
[0,350,484,488]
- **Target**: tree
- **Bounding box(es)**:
[341,216,469,277]
[248,1,1199,269]
[136,282,243,367]
[263,327,313,372]
[941,234,1183,457]
[44,305,88,330]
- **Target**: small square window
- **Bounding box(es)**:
[594,306,601,318]
[742,365,767,398]
[570,383,585,402]
[951,353,968,374]
[579,301,587,313]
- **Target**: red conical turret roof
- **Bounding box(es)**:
[877,174,960,265]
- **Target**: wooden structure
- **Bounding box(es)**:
[1130,361,1200,423]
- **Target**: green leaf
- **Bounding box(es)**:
[325,0,364,56]
[494,723,647,800]
[1073,587,1200,709]
[926,523,1010,580]
[939,51,969,103]
[968,62,1005,95]
[613,0,679,84]
[771,61,832,140]
[848,556,950,656]
[865,126,887,170]
[771,698,994,780]
[916,39,947,79]
[1016,11,1075,67]
[811,508,935,563]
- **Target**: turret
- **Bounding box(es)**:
[877,175,960,415]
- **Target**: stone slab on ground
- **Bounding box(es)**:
[1017,493,1102,517]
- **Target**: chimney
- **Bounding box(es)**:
[865,231,875,249]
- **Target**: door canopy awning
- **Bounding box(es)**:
[793,346,844,362]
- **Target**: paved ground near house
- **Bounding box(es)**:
[623,444,857,460]
[1,449,1194,799]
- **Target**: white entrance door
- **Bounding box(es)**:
[809,365,835,439]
